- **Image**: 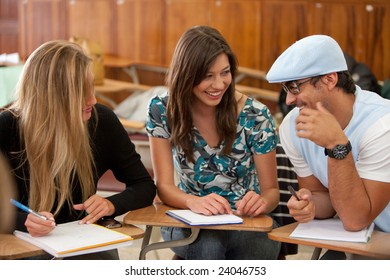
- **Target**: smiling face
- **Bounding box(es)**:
[192,53,232,108]
[285,77,326,111]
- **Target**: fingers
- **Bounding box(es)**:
[203,195,232,215]
[235,191,266,216]
[75,195,116,225]
[287,192,315,223]
[25,212,56,237]
[188,193,232,215]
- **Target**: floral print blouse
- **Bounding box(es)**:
[146,92,278,208]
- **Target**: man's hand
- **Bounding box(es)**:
[287,188,315,223]
[296,102,346,148]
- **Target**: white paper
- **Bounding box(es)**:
[14,221,133,258]
[290,218,374,243]
[166,209,243,226]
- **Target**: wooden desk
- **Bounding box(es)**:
[235,66,267,83]
[0,224,144,260]
[123,202,273,260]
[104,55,167,84]
[236,84,279,102]
[94,78,151,130]
[0,234,44,260]
[268,222,390,260]
[95,78,151,94]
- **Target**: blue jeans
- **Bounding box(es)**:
[160,220,281,260]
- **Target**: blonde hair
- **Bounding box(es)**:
[10,40,95,215]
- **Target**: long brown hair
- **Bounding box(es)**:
[10,40,96,215]
[166,26,238,162]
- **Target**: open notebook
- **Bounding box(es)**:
[14,221,133,258]
[290,218,375,243]
[166,209,243,226]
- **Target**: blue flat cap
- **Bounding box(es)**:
[266,35,348,83]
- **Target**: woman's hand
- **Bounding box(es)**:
[25,211,56,237]
[235,191,267,217]
[185,193,232,215]
[73,194,115,224]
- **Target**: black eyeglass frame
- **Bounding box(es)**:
[281,78,313,95]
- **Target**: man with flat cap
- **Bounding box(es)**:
[267,35,390,259]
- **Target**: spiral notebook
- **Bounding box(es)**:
[14,221,133,258]
[290,218,375,243]
[166,209,243,226]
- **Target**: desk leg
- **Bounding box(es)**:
[123,66,139,84]
[311,247,322,260]
[141,225,153,250]
[139,227,201,260]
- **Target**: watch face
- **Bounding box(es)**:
[333,144,348,159]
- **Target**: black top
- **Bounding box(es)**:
[0,103,156,231]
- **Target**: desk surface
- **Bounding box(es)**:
[0,234,43,260]
[124,203,273,232]
[268,222,390,259]
[94,78,151,93]
[0,224,144,260]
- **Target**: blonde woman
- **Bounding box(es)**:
[0,40,156,259]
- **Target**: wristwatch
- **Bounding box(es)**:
[324,141,352,160]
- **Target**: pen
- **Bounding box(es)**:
[10,199,49,221]
[287,185,301,201]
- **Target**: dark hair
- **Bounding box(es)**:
[335,71,356,93]
[309,71,355,93]
[166,26,238,162]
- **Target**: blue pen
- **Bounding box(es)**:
[10,199,49,221]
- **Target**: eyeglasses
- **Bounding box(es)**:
[281,78,312,95]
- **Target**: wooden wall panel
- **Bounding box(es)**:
[164,0,211,64]
[67,0,115,54]
[115,0,163,64]
[365,2,390,80]
[18,0,67,60]
[260,1,309,90]
[0,0,18,53]
[309,2,365,62]
[212,0,261,70]
[3,0,389,81]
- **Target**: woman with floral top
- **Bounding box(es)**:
[146,26,280,260]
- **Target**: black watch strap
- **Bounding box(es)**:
[324,140,352,160]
